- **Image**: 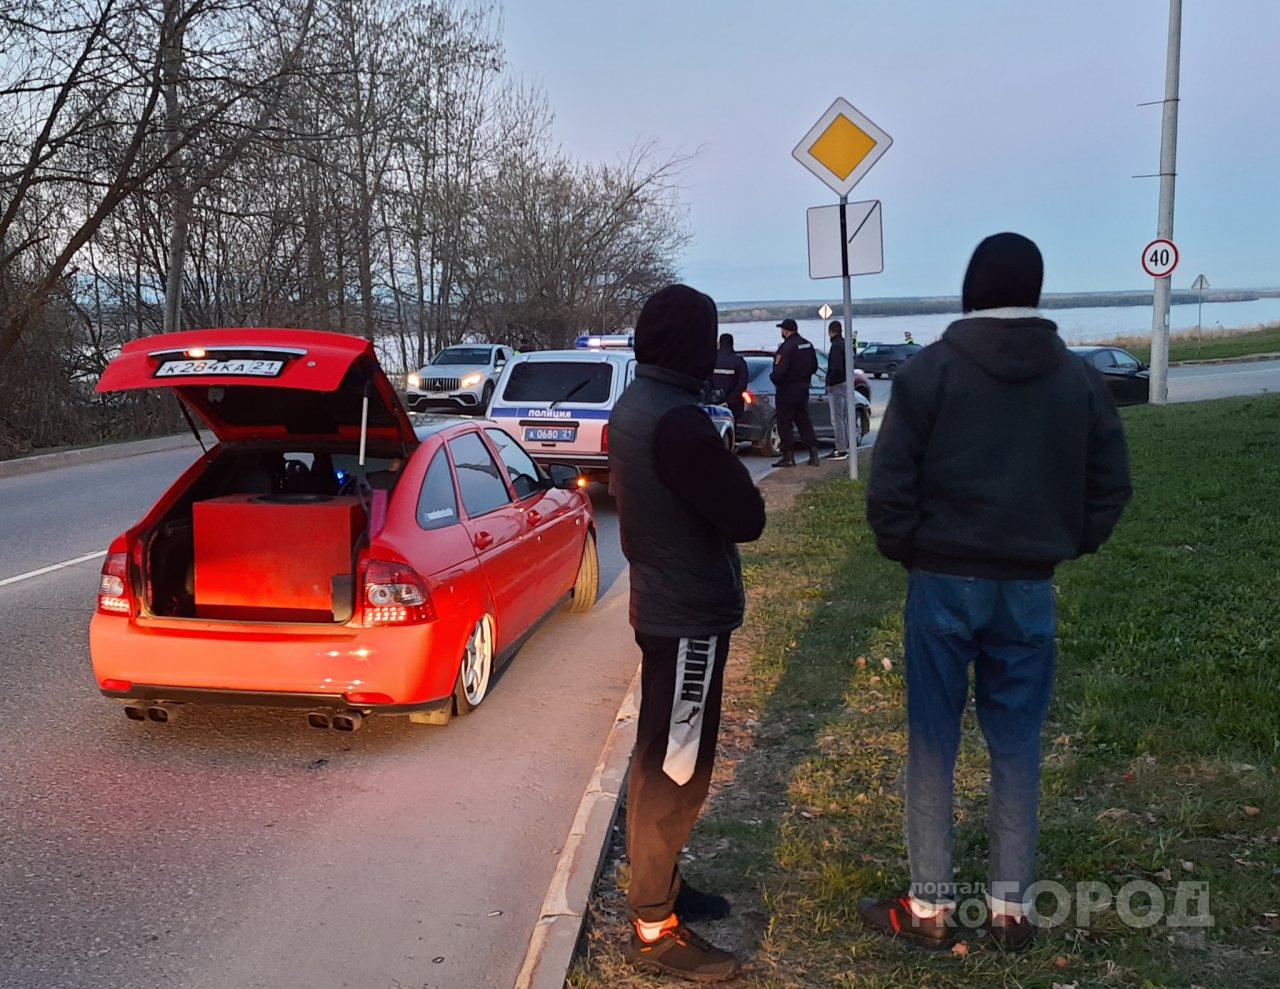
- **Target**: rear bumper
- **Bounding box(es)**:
[530,451,608,473]
[89,612,460,705]
[100,683,451,714]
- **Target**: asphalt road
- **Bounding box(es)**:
[0,442,771,989]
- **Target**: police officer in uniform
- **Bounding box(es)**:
[708,332,749,418]
[769,318,820,467]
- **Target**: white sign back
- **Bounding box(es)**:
[807,201,883,279]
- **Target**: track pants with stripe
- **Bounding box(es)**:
[626,630,731,922]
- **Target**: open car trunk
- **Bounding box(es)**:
[141,443,406,624]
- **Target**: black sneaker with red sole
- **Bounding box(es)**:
[858,894,957,951]
[623,921,741,983]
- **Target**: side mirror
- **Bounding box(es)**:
[548,463,585,491]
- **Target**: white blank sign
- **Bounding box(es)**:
[807,200,883,279]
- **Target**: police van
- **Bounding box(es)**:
[487,334,735,483]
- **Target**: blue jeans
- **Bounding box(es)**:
[903,570,1056,911]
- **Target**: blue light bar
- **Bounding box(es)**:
[574,333,634,349]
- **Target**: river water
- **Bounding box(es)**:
[718,297,1280,351]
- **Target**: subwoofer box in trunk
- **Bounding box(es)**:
[192,493,366,621]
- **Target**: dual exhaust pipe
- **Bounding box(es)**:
[306,708,365,733]
[123,700,180,724]
[122,701,364,733]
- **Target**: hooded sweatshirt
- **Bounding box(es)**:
[609,285,766,636]
[866,234,1132,578]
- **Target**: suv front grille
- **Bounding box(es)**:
[421,376,461,392]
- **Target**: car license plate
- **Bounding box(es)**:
[524,426,576,443]
[155,358,283,378]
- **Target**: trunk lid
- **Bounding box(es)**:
[97,327,417,448]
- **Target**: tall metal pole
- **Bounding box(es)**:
[838,194,857,480]
[1149,0,1182,404]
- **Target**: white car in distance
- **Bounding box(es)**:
[405,344,513,414]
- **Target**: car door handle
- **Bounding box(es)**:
[473,531,493,550]
[526,510,542,526]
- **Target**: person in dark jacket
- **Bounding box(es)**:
[709,332,749,418]
[860,233,1132,952]
[769,318,819,467]
[824,320,850,460]
[609,284,766,982]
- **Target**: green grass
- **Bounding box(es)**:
[569,394,1280,989]
[1089,322,1280,365]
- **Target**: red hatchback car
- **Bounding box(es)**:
[89,328,598,731]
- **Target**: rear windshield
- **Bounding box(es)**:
[431,347,491,366]
[746,357,773,383]
[500,361,614,404]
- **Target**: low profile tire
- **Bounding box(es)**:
[886,363,898,377]
[480,381,494,412]
[857,407,871,446]
[453,613,495,715]
[754,417,781,457]
[722,425,736,452]
[565,532,599,613]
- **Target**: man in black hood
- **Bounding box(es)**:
[609,284,766,982]
[860,234,1132,951]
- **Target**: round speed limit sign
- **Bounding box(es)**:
[1142,238,1179,278]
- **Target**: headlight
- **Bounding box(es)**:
[461,372,483,388]
[407,373,420,389]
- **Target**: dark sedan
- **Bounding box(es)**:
[1070,346,1151,406]
[855,341,921,378]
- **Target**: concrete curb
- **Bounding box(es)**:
[514,668,639,989]
[1168,351,1280,367]
[0,433,208,480]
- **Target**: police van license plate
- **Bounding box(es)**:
[524,426,576,443]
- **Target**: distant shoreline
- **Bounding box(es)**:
[718,288,1280,323]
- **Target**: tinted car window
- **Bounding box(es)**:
[501,361,613,403]
[1091,351,1113,370]
[416,447,460,530]
[448,431,512,517]
[1113,350,1141,368]
[485,428,543,501]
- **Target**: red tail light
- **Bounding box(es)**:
[97,552,131,615]
[742,390,754,406]
[362,559,437,625]
[600,424,609,453]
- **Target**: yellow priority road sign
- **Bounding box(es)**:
[793,98,892,197]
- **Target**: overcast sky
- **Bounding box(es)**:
[501,0,1279,304]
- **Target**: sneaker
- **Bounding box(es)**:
[675,883,731,921]
[829,450,849,461]
[982,913,1036,952]
[624,920,741,982]
[858,894,956,951]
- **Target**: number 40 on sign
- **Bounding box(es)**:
[1142,238,1179,278]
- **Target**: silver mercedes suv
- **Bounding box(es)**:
[405,344,513,414]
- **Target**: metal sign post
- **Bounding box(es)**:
[793,98,892,481]
[1191,273,1209,356]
